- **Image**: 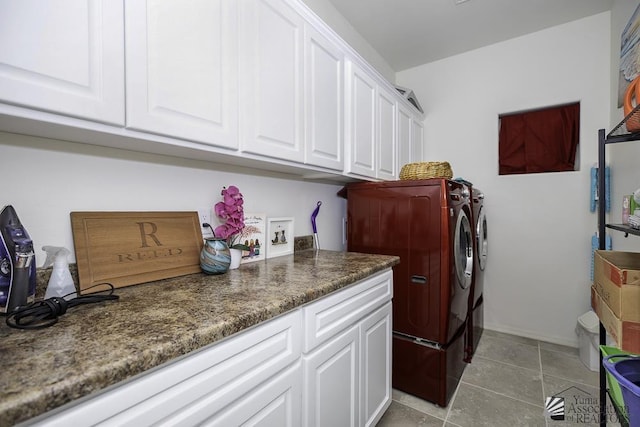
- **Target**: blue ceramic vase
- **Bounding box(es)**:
[200,238,231,275]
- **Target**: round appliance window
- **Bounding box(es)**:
[477,209,488,271]
[454,210,474,290]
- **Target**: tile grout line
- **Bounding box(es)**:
[442,376,462,426]
[538,341,549,427]
[458,380,545,409]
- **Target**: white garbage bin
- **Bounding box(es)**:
[575,310,608,371]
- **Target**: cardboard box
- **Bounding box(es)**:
[591,285,640,354]
[593,251,640,322]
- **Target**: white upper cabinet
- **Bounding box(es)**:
[411,117,425,162]
[239,0,305,163]
[0,0,424,182]
[376,86,397,181]
[0,0,124,125]
[304,24,344,171]
[125,0,238,149]
[397,103,413,172]
[345,60,377,179]
[398,102,425,175]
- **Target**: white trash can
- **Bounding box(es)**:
[575,310,611,372]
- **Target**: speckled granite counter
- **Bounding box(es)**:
[0,250,399,427]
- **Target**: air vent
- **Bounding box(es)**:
[395,85,424,114]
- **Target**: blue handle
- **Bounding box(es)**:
[311,201,322,233]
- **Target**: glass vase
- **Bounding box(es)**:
[200,238,231,275]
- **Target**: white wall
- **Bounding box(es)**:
[609,0,640,252]
[396,13,611,346]
[0,132,346,266]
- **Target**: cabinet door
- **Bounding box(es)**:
[303,324,360,427]
[0,0,124,125]
[304,25,344,171]
[239,0,304,162]
[377,87,397,180]
[345,60,377,178]
[411,117,425,162]
[360,302,392,427]
[125,0,238,149]
[397,103,413,174]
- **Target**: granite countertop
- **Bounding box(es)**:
[0,250,399,426]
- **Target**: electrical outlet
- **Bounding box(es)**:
[198,208,213,238]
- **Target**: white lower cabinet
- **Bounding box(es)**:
[302,270,393,427]
[303,324,360,427]
[25,270,393,427]
[198,361,302,427]
[360,302,392,427]
[28,311,302,426]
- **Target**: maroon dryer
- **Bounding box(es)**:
[466,187,487,361]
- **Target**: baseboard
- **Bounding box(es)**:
[484,322,579,348]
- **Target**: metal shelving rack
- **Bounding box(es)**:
[597,106,640,427]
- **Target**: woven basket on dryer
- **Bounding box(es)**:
[399,162,453,180]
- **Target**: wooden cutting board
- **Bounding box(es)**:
[71,211,204,294]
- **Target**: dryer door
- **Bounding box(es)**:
[477,207,488,271]
[454,209,473,290]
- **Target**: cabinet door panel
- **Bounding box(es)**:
[125,0,237,148]
[179,363,301,427]
[303,324,359,427]
[346,61,377,178]
[0,0,124,124]
[240,0,304,162]
[377,88,397,180]
[397,104,413,174]
[304,25,344,170]
[411,118,424,162]
[360,302,392,427]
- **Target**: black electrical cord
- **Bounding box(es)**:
[5,283,119,330]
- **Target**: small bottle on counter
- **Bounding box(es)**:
[42,246,77,300]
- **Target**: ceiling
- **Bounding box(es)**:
[325,0,613,72]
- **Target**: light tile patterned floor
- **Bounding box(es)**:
[377,330,624,427]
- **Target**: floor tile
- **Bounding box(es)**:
[392,388,449,421]
[540,348,599,387]
[542,374,626,427]
[445,382,547,427]
[539,340,579,357]
[462,356,543,406]
[378,331,615,427]
[481,329,540,347]
[474,333,540,371]
[376,401,445,427]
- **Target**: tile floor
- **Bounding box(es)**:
[377,330,624,427]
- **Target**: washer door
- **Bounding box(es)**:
[477,207,488,271]
[454,209,474,290]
